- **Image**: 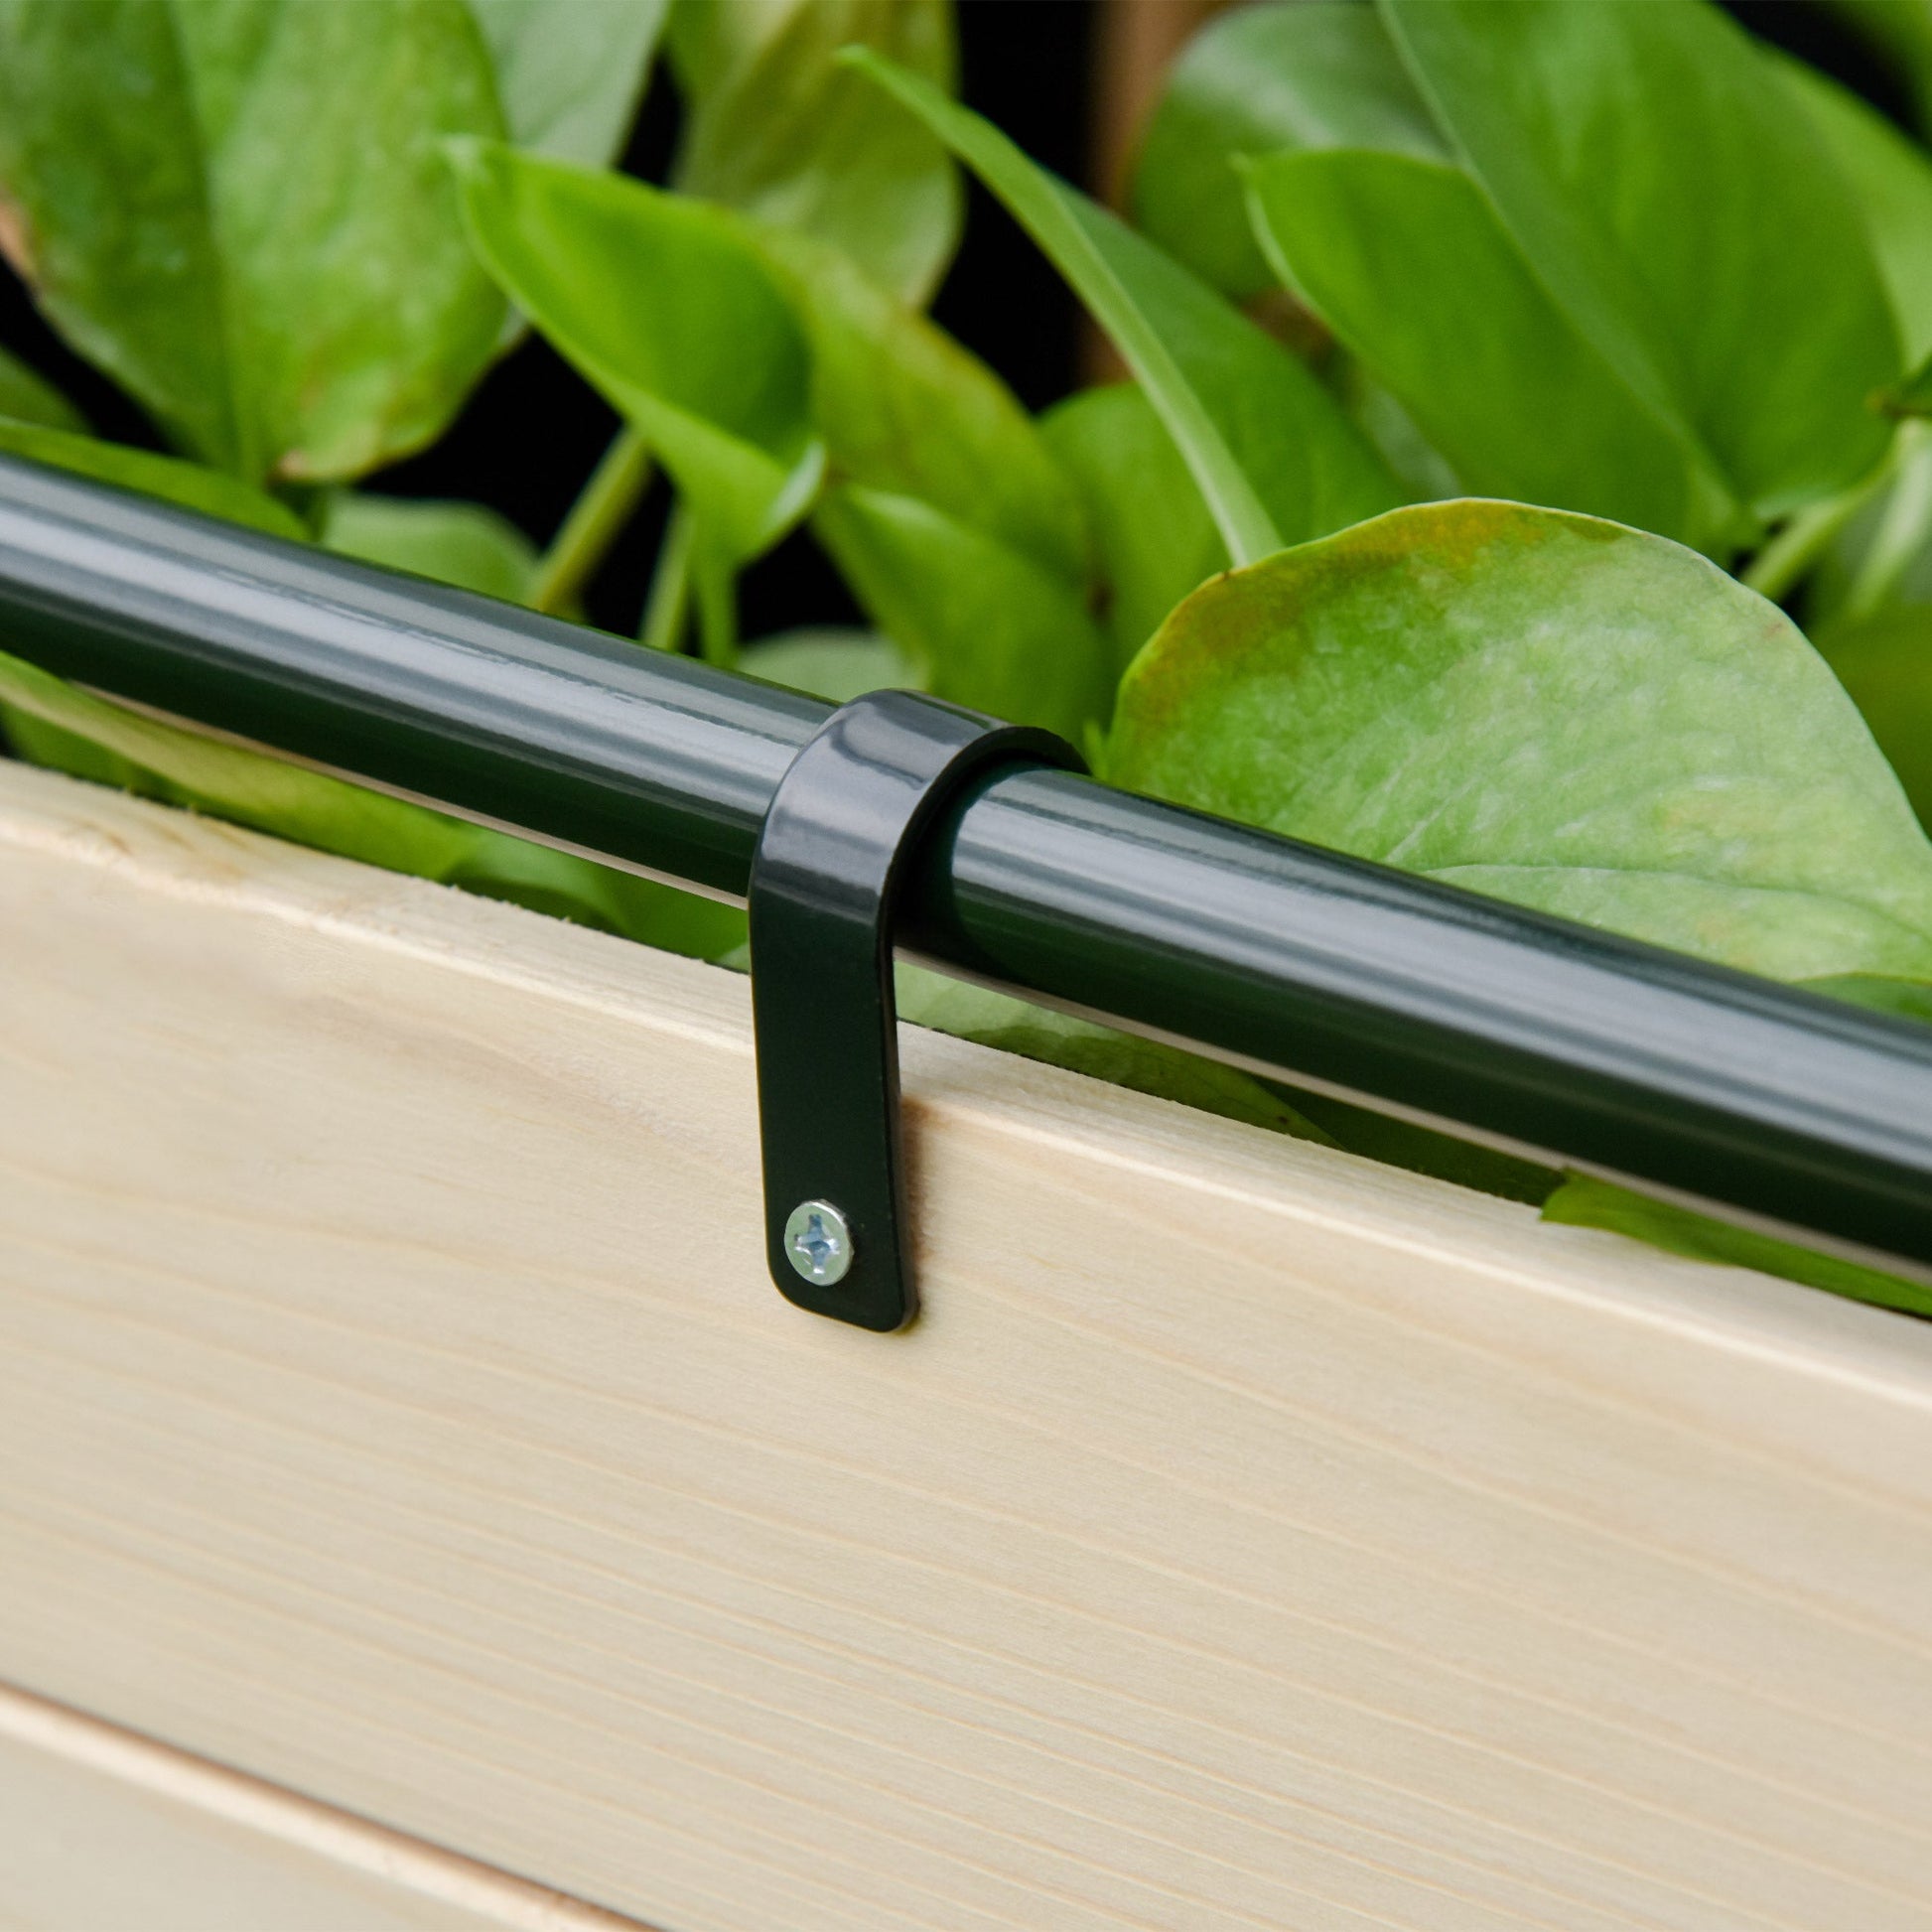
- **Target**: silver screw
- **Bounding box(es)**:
[783,1199,854,1286]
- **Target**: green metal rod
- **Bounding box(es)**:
[3,455,1931,1286]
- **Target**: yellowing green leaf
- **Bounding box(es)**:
[1108,500,1932,984]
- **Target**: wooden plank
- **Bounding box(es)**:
[0,1680,653,1930]
[2,754,1932,1931]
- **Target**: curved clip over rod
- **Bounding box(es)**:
[749,692,1084,1330]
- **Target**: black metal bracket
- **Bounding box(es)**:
[748,691,1084,1331]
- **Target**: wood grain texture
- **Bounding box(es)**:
[0,1681,654,1931]
[2,756,1932,1931]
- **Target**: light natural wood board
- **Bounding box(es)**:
[3,756,1932,1931]
[0,1680,654,1931]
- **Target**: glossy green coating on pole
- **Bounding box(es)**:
[5,455,1932,1286]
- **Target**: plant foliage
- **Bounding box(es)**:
[3,0,1932,1311]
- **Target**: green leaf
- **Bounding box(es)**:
[1131,0,1446,303]
[1041,382,1224,676]
[1106,500,1932,985]
[1541,1173,1932,1319]
[465,0,666,164]
[1814,603,1932,830]
[1776,53,1932,365]
[1804,971,1932,1026]
[0,422,307,540]
[1380,0,1899,521]
[738,627,922,703]
[1280,1088,1558,1206]
[0,647,476,874]
[321,489,537,604]
[0,0,507,483]
[740,220,1110,734]
[845,48,1401,567]
[0,645,743,959]
[814,485,1110,739]
[0,345,79,431]
[451,140,824,577]
[669,0,960,307]
[1799,423,1932,630]
[1244,150,1734,553]
[755,222,1088,582]
[895,967,1337,1144]
[452,133,1106,726]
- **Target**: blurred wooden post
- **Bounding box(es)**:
[1091,0,1228,205]
[1085,0,1233,379]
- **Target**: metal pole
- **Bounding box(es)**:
[2,455,1929,1283]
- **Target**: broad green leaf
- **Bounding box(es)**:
[0,346,78,431]
[453,139,1103,725]
[755,222,1087,581]
[1162,2,1728,547]
[1132,0,1445,302]
[452,141,824,575]
[1107,500,1932,985]
[739,627,922,703]
[0,645,743,959]
[0,424,306,540]
[1777,54,1932,364]
[321,490,537,604]
[1815,604,1932,830]
[0,0,507,483]
[895,968,1336,1144]
[1041,383,1223,675]
[814,485,1111,739]
[466,0,667,164]
[741,220,1109,733]
[1542,1173,1932,1318]
[1245,152,1732,553]
[1380,0,1899,520]
[669,0,960,307]
[846,49,1401,567]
